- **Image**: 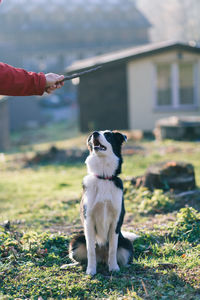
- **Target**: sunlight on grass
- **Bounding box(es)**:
[0,135,200,299]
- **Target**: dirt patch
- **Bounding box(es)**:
[24,144,147,166]
[26,146,88,165]
[122,145,146,156]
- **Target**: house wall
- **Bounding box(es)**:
[8,96,47,131]
[78,63,128,132]
[127,50,200,131]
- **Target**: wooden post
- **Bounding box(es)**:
[0,98,10,151]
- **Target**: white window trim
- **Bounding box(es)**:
[194,62,199,107]
[171,63,179,109]
[154,61,199,111]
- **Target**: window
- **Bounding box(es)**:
[155,61,197,109]
[157,64,172,106]
[179,63,194,105]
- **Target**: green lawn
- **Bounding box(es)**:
[0,130,200,299]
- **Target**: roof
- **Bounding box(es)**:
[0,96,9,103]
[67,40,200,73]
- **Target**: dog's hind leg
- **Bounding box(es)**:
[117,232,134,266]
[69,232,87,263]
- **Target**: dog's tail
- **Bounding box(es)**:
[69,231,138,266]
[121,231,140,242]
[69,232,87,263]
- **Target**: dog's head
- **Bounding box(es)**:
[86,130,127,176]
[87,131,127,157]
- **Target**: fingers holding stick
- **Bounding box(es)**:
[44,66,102,94]
[45,73,64,94]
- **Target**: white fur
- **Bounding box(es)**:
[86,131,119,177]
[121,231,139,242]
[83,131,123,275]
[83,175,122,274]
[117,248,130,266]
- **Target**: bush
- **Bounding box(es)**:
[168,207,200,244]
[124,183,175,215]
[138,189,174,214]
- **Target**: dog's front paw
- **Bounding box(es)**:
[109,263,120,272]
[86,267,96,276]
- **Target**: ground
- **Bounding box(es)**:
[0,122,200,299]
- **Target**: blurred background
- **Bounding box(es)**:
[1,0,200,149]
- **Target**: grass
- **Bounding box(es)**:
[10,120,80,149]
[0,126,200,299]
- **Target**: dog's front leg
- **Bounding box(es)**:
[108,229,120,272]
[85,217,96,275]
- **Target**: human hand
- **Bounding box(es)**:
[45,73,64,94]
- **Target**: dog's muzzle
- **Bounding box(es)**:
[93,137,107,152]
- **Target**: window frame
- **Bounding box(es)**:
[154,60,199,112]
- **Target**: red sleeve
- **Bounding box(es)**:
[0,63,46,96]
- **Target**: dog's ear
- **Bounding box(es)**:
[87,133,93,151]
[113,132,127,144]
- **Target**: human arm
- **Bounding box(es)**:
[0,63,64,96]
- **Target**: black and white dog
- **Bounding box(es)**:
[69,130,138,275]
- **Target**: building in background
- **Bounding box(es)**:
[67,41,200,132]
[0,0,151,71]
[0,93,77,151]
[8,97,47,131]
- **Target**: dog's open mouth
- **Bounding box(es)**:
[93,138,107,151]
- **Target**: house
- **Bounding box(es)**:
[8,96,48,131]
[0,1,151,69]
[67,41,200,133]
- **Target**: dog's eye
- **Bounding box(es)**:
[104,132,113,142]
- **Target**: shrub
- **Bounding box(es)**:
[138,189,174,214]
[168,207,200,244]
[124,183,175,215]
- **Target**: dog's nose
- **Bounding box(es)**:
[93,131,99,138]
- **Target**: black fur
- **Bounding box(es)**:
[83,204,87,219]
[103,131,125,176]
[69,130,134,269]
[70,231,133,266]
[70,231,86,252]
[82,182,87,191]
[70,232,87,263]
[115,198,125,234]
[118,233,134,264]
[96,175,123,190]
[87,134,93,152]
[87,130,126,176]
[112,176,123,190]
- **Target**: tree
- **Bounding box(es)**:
[138,0,200,43]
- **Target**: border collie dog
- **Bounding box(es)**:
[69,130,137,275]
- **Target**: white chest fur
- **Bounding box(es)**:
[85,151,119,178]
[83,175,122,245]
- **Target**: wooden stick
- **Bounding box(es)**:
[61,65,102,82]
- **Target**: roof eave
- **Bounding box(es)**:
[66,42,200,74]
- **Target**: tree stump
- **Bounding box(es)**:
[133,161,196,192]
[154,116,200,141]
